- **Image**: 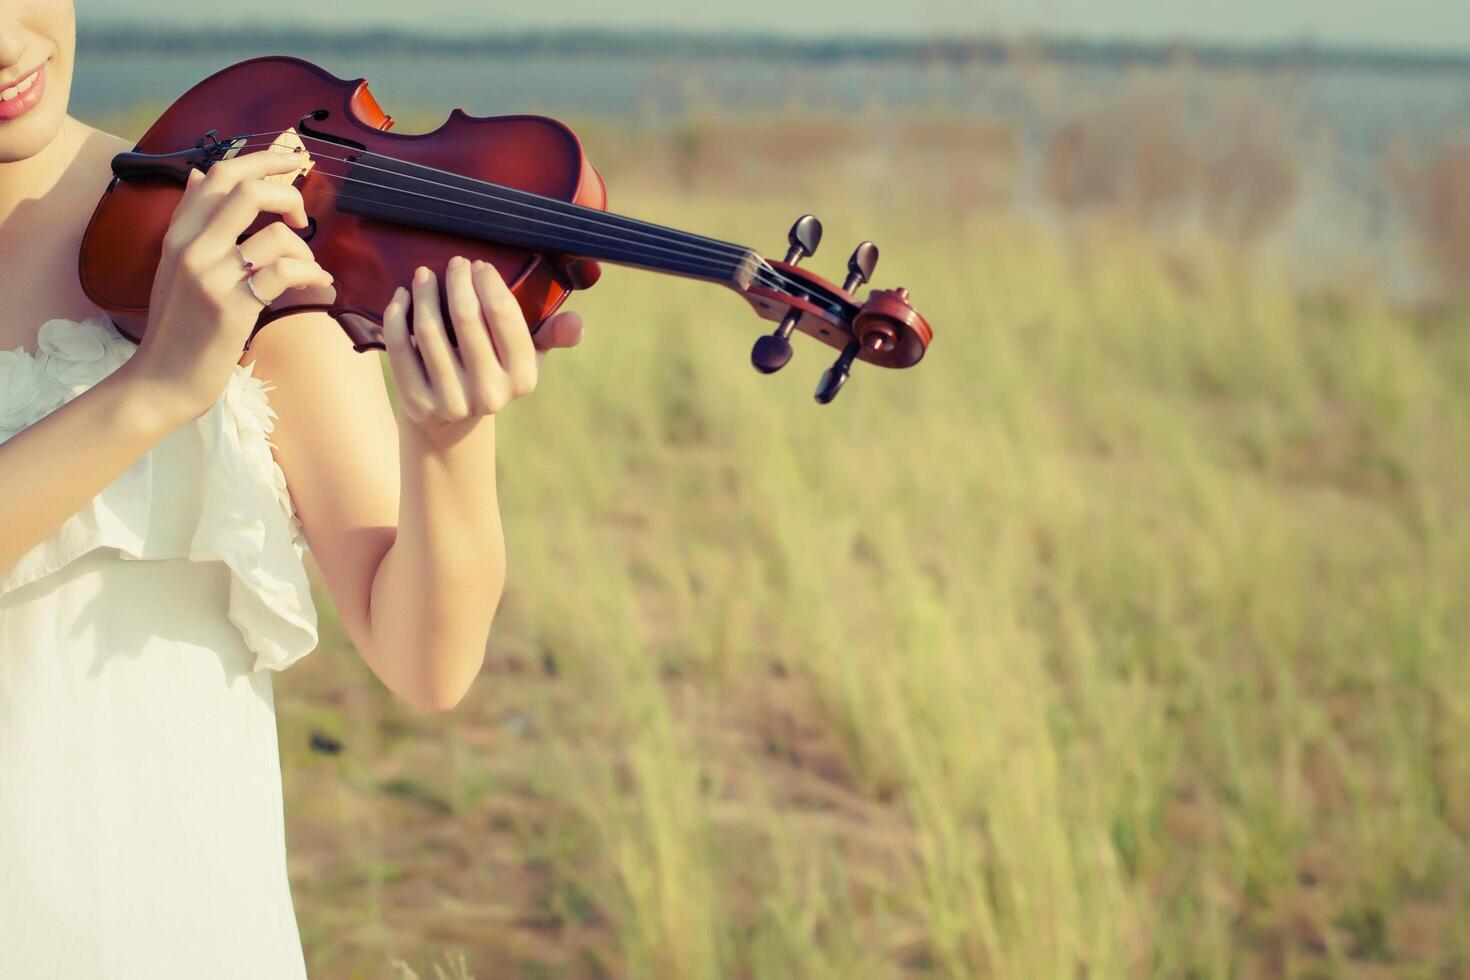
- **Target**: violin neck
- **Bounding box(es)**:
[335,152,767,289]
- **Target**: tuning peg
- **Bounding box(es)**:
[752,214,823,374]
[784,214,823,263]
[842,241,879,292]
[814,340,860,404]
[751,332,793,374]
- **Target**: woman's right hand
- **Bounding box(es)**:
[123,149,335,423]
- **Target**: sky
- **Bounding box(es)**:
[75,0,1470,53]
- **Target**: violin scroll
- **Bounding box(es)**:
[744,218,931,404]
[854,288,913,355]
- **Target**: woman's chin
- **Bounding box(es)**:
[0,104,66,164]
[0,59,70,165]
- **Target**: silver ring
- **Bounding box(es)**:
[244,273,269,306]
[236,244,254,273]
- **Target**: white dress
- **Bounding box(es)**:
[0,317,319,979]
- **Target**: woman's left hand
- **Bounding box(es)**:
[381,256,584,437]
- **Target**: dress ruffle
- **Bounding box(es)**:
[0,317,317,671]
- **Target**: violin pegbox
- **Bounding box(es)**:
[742,215,931,404]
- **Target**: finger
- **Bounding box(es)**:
[160,167,213,253]
[244,257,334,305]
[180,165,207,204]
[381,286,435,417]
[175,149,311,238]
[533,310,585,352]
[200,147,312,196]
[444,257,508,407]
[410,266,469,413]
[472,260,538,396]
[203,179,310,244]
[237,221,316,268]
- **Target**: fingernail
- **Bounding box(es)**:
[415,266,430,283]
[450,255,467,268]
[471,259,484,272]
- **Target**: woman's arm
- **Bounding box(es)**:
[240,314,505,713]
[0,151,333,576]
[0,366,183,573]
[243,258,582,713]
[370,388,506,710]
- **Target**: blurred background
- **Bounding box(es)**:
[74,2,1470,977]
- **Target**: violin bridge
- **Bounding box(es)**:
[249,128,315,185]
[219,127,314,185]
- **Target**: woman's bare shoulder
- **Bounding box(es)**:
[67,119,132,179]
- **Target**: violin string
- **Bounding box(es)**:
[213,132,817,298]
[238,150,807,297]
[286,164,799,293]
[217,134,820,298]
[255,132,775,271]
[297,157,768,284]
[230,140,801,294]
[224,136,765,272]
[315,195,755,284]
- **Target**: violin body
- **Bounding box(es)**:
[80,56,603,349]
[80,56,932,402]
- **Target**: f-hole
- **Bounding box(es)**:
[297,110,368,153]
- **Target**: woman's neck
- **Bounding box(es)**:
[0,115,79,224]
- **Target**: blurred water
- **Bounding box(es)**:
[71,49,1470,135]
[70,51,988,121]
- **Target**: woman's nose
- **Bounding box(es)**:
[0,24,24,69]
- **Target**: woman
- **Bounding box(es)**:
[0,3,585,976]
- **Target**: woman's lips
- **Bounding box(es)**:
[0,62,46,122]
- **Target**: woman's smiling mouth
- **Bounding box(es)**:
[0,62,46,121]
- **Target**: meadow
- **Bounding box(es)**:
[94,73,1470,977]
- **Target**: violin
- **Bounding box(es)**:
[78,56,932,404]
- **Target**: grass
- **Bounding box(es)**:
[264,158,1470,978]
[59,36,1470,970]
[58,33,1470,970]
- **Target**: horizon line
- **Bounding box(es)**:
[75,23,1470,67]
